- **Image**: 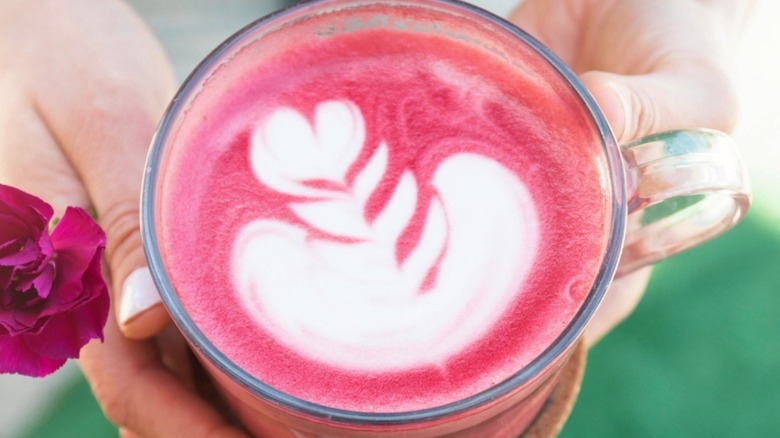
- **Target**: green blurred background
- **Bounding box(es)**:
[5,0,780,437]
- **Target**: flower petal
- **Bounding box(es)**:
[0,184,54,243]
[0,184,53,219]
[0,212,29,243]
[0,192,108,376]
[49,207,106,253]
[0,334,66,377]
[24,290,108,360]
[32,262,55,300]
[0,307,46,335]
[0,238,41,266]
[0,266,12,290]
[48,207,107,307]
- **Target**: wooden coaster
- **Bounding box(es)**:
[523,341,587,438]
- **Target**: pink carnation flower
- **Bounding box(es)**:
[0,184,109,377]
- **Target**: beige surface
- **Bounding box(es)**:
[1,0,777,436]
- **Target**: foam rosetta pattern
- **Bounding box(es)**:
[232,100,539,371]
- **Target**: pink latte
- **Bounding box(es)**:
[158,5,608,414]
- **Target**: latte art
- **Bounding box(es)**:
[234,100,539,370]
[159,19,607,412]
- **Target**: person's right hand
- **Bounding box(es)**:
[0,1,244,436]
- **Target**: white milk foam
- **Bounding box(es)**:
[232,100,539,371]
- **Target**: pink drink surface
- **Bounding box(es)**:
[159,8,608,413]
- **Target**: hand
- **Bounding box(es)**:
[508,0,754,344]
[0,0,243,435]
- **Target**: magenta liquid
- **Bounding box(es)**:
[158,7,607,415]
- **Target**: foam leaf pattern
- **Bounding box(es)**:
[236,99,540,371]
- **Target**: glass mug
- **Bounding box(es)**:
[141,0,751,436]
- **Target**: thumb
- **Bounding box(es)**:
[75,97,173,340]
[28,0,177,339]
[579,64,739,144]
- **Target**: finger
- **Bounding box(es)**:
[155,323,196,391]
[79,316,247,438]
[0,72,89,214]
[584,267,652,347]
[507,0,585,65]
[24,0,177,338]
[118,268,170,339]
[579,62,739,144]
[578,63,736,342]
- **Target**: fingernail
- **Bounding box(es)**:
[119,267,162,326]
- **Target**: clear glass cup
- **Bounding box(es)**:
[141,0,750,436]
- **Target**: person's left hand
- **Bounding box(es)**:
[508,0,753,345]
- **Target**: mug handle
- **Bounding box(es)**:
[616,129,751,276]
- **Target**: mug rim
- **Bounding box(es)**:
[141,0,627,425]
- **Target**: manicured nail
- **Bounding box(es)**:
[119,267,162,326]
